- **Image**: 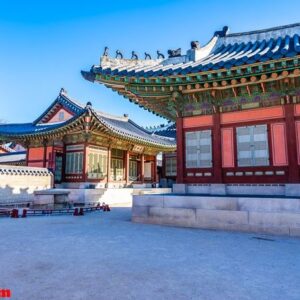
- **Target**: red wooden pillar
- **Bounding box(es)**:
[153,155,158,183]
[213,111,222,183]
[42,140,47,168]
[83,143,88,182]
[125,150,130,185]
[107,147,111,184]
[285,103,299,182]
[176,117,184,183]
[25,141,30,166]
[140,154,145,183]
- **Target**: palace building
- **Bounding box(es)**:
[0,89,176,187]
[82,22,300,185]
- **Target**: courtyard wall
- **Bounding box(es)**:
[0,165,53,205]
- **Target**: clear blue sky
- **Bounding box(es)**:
[1,0,300,126]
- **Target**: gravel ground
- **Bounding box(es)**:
[1,207,300,300]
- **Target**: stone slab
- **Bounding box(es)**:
[163,196,238,210]
[132,195,164,207]
[196,209,248,226]
[249,211,300,227]
[238,197,300,213]
[172,184,187,194]
[285,184,300,197]
[149,207,196,227]
[132,206,149,218]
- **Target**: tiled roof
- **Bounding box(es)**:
[0,143,16,153]
[147,123,176,139]
[0,90,176,149]
[0,151,26,164]
[84,23,300,79]
[91,109,175,147]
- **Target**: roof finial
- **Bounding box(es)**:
[116,50,123,59]
[131,51,138,60]
[191,41,200,49]
[60,88,66,95]
[86,101,92,107]
[103,46,109,57]
[167,48,181,58]
[144,52,151,60]
[157,50,165,59]
[214,26,229,37]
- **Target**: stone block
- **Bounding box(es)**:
[172,184,187,194]
[285,184,300,197]
[289,227,300,237]
[131,206,149,218]
[196,209,248,227]
[226,185,285,196]
[33,194,54,206]
[163,195,238,211]
[210,184,226,195]
[187,185,210,194]
[238,197,300,213]
[132,195,164,207]
[149,207,196,227]
[249,211,300,227]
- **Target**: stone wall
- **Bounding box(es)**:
[173,183,300,197]
[132,194,300,237]
[0,165,53,205]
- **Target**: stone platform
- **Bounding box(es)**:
[132,193,300,237]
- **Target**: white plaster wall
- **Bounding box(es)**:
[0,165,53,205]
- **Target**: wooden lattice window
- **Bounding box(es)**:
[185,130,212,168]
[236,125,269,167]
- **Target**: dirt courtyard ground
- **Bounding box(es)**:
[1,207,300,300]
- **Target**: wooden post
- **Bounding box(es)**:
[285,103,299,182]
[213,111,222,183]
[125,150,130,185]
[176,117,184,183]
[43,140,47,168]
[141,153,145,183]
[83,143,87,182]
[153,155,158,183]
[107,147,111,184]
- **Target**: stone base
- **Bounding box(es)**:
[132,194,300,237]
[173,183,300,197]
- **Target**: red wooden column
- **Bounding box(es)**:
[285,103,299,182]
[140,154,145,183]
[83,143,88,182]
[153,155,158,183]
[176,117,184,183]
[125,150,130,185]
[42,140,47,168]
[107,147,112,184]
[213,111,222,183]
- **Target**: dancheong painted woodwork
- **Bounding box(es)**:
[0,89,176,186]
[82,23,300,184]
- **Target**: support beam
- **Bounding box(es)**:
[140,154,145,183]
[107,147,111,184]
[285,103,300,182]
[212,111,222,183]
[125,150,130,185]
[43,140,47,168]
[153,155,158,183]
[176,117,184,183]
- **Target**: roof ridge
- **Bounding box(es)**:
[226,22,300,38]
[96,109,129,121]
